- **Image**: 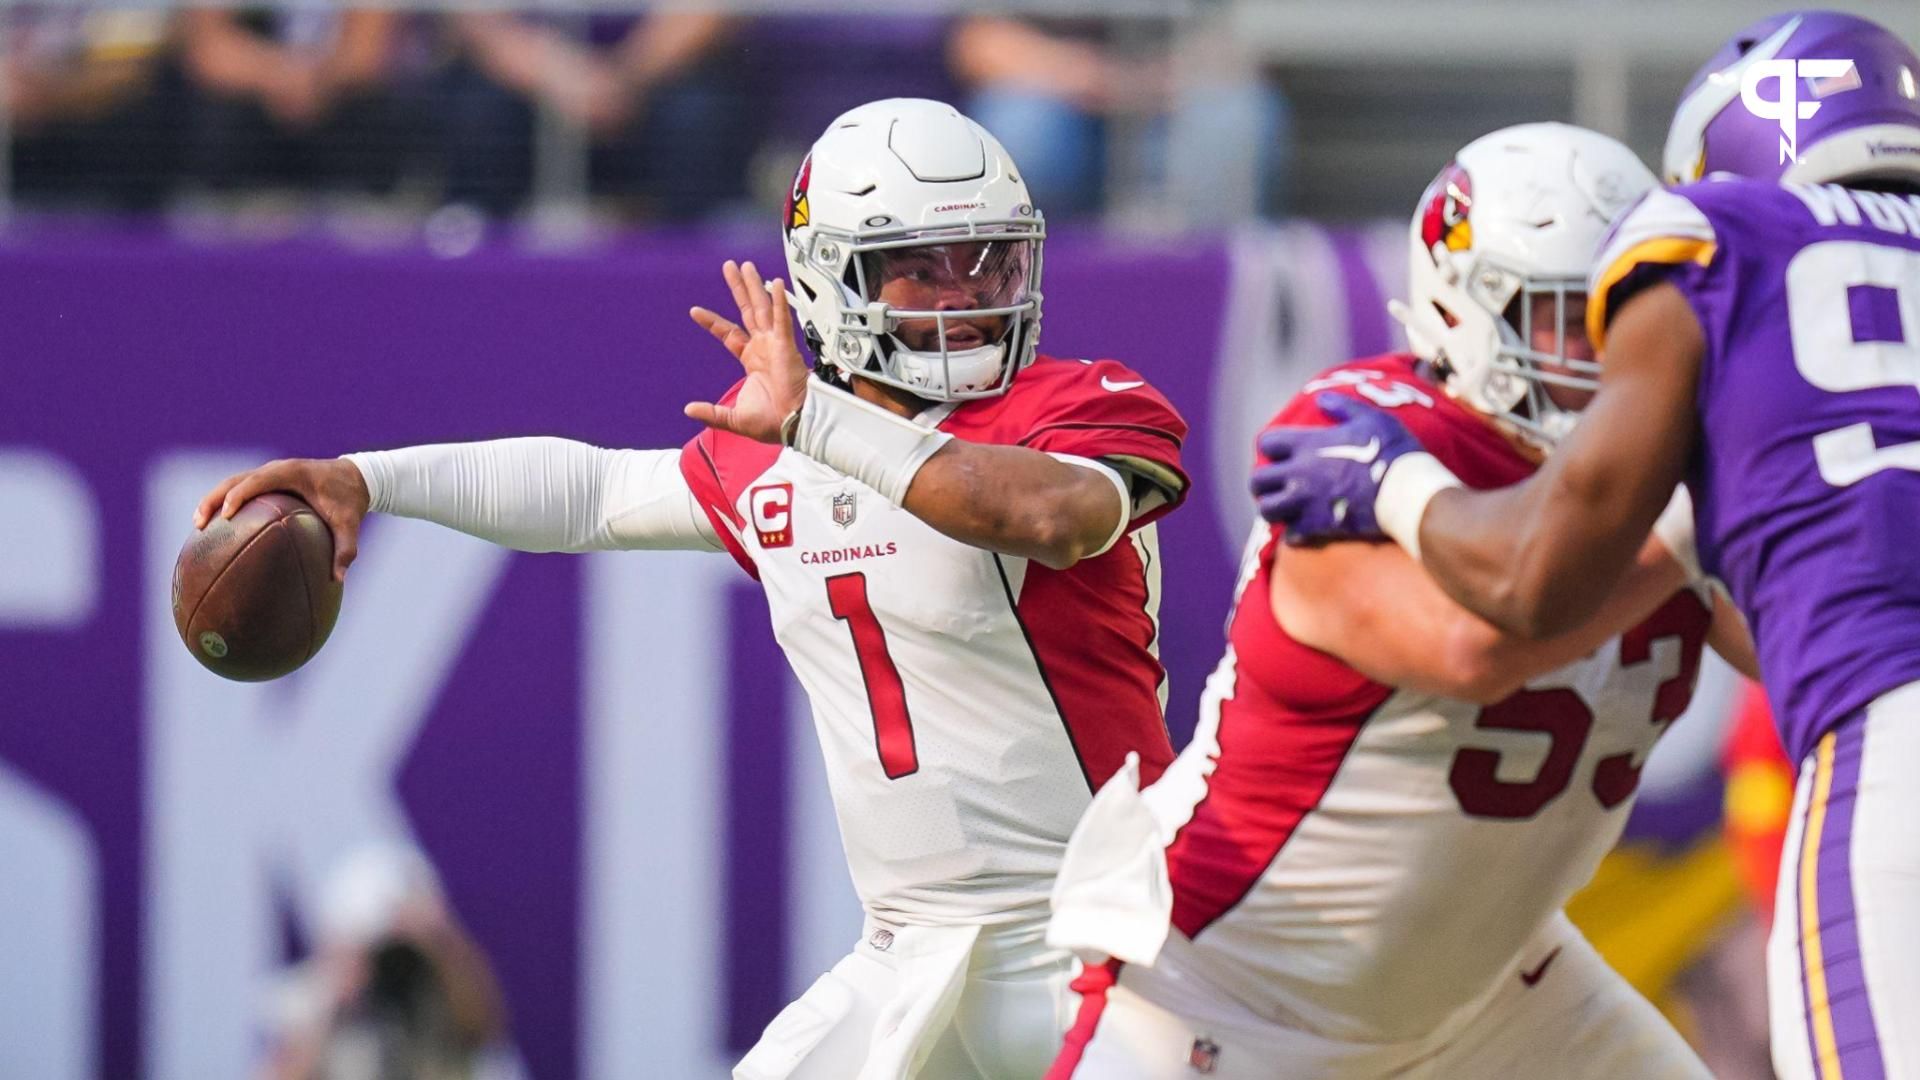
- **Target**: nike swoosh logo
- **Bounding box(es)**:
[1101,377,1145,392]
[1520,946,1562,987]
[1316,438,1380,464]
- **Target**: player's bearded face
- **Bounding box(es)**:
[867,241,1027,352]
[1527,291,1597,412]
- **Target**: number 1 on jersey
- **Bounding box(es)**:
[826,573,919,779]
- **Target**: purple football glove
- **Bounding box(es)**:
[1251,393,1423,543]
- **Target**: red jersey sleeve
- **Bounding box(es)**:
[1254,355,1535,546]
[678,379,779,579]
[971,357,1191,530]
[1233,357,1533,719]
[1262,357,1534,490]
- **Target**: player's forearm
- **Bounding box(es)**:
[1416,460,1653,639]
[345,438,719,554]
[904,442,1126,570]
[1461,535,1691,699]
[1279,530,1686,703]
[1423,281,1708,639]
[783,377,1125,568]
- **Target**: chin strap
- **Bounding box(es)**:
[892,342,1006,397]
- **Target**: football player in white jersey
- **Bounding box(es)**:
[193,98,1189,1080]
[1045,124,1759,1079]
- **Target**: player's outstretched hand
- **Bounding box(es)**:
[192,458,369,581]
[685,259,809,445]
[1250,393,1420,544]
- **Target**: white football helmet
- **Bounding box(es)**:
[1394,122,1655,445]
[782,98,1044,401]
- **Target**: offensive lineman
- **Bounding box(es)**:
[1047,124,1756,1079]
[195,99,1189,1080]
[1254,14,1920,1080]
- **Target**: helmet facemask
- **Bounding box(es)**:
[1404,250,1604,449]
[1475,262,1600,446]
[1398,125,1651,451]
[782,99,1048,401]
[790,219,1045,401]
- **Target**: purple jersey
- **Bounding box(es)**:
[1590,178,1920,761]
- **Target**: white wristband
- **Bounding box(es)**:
[1375,451,1463,561]
[1652,485,1702,582]
[787,379,953,505]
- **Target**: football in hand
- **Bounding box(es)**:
[172,492,343,681]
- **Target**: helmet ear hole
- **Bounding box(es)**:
[1431,301,1461,329]
[796,279,817,302]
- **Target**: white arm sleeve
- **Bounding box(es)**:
[343,438,722,554]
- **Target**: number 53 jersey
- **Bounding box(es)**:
[1145,357,1712,1042]
[681,357,1188,927]
[1591,179,1920,763]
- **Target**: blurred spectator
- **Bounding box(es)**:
[733,15,957,210]
[440,12,747,219]
[7,7,179,209]
[258,845,520,1080]
[948,15,1290,225]
[179,7,410,195]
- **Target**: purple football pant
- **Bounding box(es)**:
[1770,681,1920,1080]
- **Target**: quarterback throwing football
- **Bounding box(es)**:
[197,99,1190,1079]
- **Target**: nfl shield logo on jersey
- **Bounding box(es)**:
[831,490,857,529]
[1188,1036,1220,1074]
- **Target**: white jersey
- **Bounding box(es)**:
[683,357,1189,926]
[1128,356,1714,1042]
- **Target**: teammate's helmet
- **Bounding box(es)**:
[1662,11,1920,187]
[1395,123,1655,445]
[781,98,1044,401]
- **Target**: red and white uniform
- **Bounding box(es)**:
[1050,355,1712,1079]
[686,355,1185,928]
[345,354,1187,1080]
[678,356,1185,1080]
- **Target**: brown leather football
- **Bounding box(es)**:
[172,492,343,681]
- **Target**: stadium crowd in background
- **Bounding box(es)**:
[4,5,1292,224]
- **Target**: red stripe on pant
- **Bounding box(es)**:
[1047,959,1125,1080]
